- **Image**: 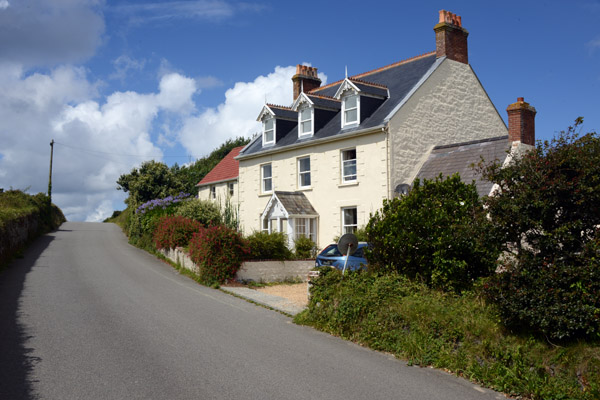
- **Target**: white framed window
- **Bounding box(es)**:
[262,218,270,233]
[210,185,216,199]
[263,118,275,146]
[228,182,234,196]
[298,107,313,137]
[261,163,272,193]
[342,95,359,127]
[341,148,357,183]
[342,207,358,234]
[298,156,311,188]
[294,218,317,243]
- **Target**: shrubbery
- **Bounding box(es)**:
[174,198,221,227]
[294,235,317,259]
[365,174,499,292]
[480,120,600,340]
[188,225,249,285]
[245,231,292,260]
[153,216,203,250]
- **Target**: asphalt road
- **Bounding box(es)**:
[0,222,506,400]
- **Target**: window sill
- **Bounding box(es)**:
[338,181,358,188]
[297,187,312,192]
[259,192,273,197]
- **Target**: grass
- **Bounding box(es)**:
[0,190,39,228]
[295,269,600,399]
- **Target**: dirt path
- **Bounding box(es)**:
[255,283,308,308]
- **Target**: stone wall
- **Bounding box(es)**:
[159,247,314,282]
[0,214,39,265]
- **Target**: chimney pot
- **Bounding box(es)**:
[434,10,469,64]
[292,64,322,101]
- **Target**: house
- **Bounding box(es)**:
[197,146,244,203]
[230,10,533,249]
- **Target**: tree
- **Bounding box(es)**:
[480,118,600,340]
[365,174,499,292]
[117,160,185,206]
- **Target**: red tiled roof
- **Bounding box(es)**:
[197,146,244,186]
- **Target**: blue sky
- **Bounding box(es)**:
[0,0,599,221]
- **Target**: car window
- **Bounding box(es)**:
[320,245,342,257]
[353,248,364,258]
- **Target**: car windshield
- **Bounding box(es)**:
[320,245,342,257]
[320,244,365,258]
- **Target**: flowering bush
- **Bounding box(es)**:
[188,225,249,285]
[153,216,203,250]
[174,198,221,226]
[136,192,191,214]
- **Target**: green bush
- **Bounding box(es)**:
[153,215,203,250]
[174,198,222,227]
[365,174,499,292]
[188,225,249,285]
[480,120,600,341]
[297,270,600,399]
[294,235,317,259]
[245,231,292,260]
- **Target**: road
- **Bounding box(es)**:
[0,222,505,399]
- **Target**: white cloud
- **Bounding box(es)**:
[0,0,104,66]
[110,55,146,82]
[0,67,198,222]
[112,0,235,25]
[587,37,600,53]
[178,65,328,157]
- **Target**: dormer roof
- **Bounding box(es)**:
[292,92,341,112]
[257,104,297,122]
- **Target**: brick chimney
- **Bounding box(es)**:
[292,65,321,100]
[507,97,536,146]
[434,10,469,64]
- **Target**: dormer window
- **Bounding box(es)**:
[263,118,275,146]
[299,107,313,137]
[342,95,359,127]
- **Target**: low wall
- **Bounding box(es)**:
[0,214,39,265]
[159,247,314,282]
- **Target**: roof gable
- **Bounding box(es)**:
[197,146,245,186]
[261,191,318,220]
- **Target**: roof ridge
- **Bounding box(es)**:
[348,78,388,89]
[267,103,292,110]
[313,51,436,92]
[307,93,340,102]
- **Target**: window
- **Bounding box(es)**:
[263,118,275,146]
[341,149,357,183]
[262,218,269,233]
[294,218,317,243]
[261,163,272,193]
[228,182,234,196]
[342,207,358,234]
[210,185,216,199]
[299,107,313,137]
[298,156,311,188]
[342,95,359,126]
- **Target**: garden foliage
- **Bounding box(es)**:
[481,119,600,340]
[174,198,221,227]
[188,225,249,285]
[365,174,499,292]
[153,216,203,250]
[294,235,317,259]
[245,231,292,261]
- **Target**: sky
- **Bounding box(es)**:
[0,0,599,222]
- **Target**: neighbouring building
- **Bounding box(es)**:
[218,10,536,249]
[197,146,244,204]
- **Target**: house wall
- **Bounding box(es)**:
[238,131,388,249]
[197,180,238,203]
[387,58,507,194]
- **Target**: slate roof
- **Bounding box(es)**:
[268,104,297,120]
[240,52,438,157]
[415,136,509,197]
[197,146,244,186]
[275,191,317,216]
[307,94,341,110]
[349,79,389,98]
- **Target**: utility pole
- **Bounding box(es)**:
[48,139,54,202]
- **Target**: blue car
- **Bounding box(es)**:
[314,242,369,271]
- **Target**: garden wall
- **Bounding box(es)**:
[159,247,315,282]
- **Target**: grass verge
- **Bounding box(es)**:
[294,269,600,399]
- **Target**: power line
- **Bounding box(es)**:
[53,141,198,160]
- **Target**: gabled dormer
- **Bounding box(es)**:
[256,104,297,147]
[334,78,388,129]
[291,92,315,138]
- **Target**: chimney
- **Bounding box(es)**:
[434,10,469,64]
[507,97,536,146]
[292,65,321,100]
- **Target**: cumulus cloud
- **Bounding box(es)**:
[0,0,104,66]
[0,68,198,222]
[178,65,328,157]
